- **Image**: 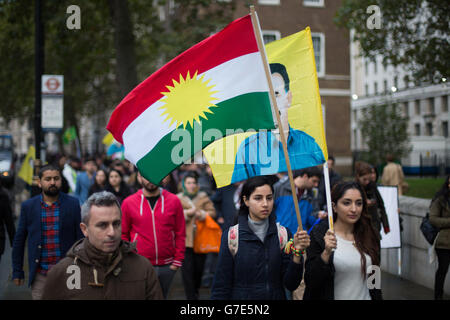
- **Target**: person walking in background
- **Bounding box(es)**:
[273,167,323,236]
[0,179,15,264]
[429,176,450,300]
[211,176,309,300]
[177,171,216,300]
[211,183,241,232]
[62,157,79,195]
[88,168,108,196]
[12,165,83,300]
[381,154,406,196]
[41,191,163,300]
[56,155,70,194]
[105,168,132,204]
[121,171,186,299]
[355,161,390,238]
[75,158,97,204]
[303,181,382,300]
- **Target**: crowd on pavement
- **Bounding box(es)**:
[0,152,448,300]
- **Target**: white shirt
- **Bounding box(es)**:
[333,234,372,300]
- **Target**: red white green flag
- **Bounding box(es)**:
[107,14,275,184]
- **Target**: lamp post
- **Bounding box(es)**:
[34,0,44,160]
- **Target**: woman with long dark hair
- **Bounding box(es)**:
[429,175,450,300]
[303,181,382,300]
[355,161,390,238]
[211,176,309,300]
[88,169,107,196]
[105,169,132,204]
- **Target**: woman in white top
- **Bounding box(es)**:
[303,181,382,300]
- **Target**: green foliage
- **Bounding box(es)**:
[0,0,235,127]
[404,177,445,199]
[335,0,450,83]
[358,103,411,165]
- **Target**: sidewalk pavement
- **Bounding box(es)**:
[2,241,448,300]
[167,267,450,300]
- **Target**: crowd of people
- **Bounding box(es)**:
[0,152,449,300]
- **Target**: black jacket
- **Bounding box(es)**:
[0,188,15,256]
[211,212,303,300]
[303,219,382,300]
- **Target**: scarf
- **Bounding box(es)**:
[181,179,199,200]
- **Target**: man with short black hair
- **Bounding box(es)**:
[273,166,322,235]
[12,164,83,300]
[75,158,97,205]
[42,191,163,300]
[231,63,325,183]
[121,171,186,299]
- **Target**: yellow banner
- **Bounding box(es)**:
[18,145,36,185]
[204,28,328,188]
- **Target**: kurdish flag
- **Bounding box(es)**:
[204,28,328,188]
[107,15,275,185]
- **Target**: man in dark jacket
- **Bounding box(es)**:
[42,191,163,300]
[0,181,15,264]
[12,164,83,299]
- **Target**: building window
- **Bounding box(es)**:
[403,75,410,88]
[403,102,409,117]
[426,123,433,136]
[442,121,449,138]
[415,100,421,115]
[428,97,435,114]
[383,79,388,93]
[311,33,325,77]
[365,84,369,96]
[262,30,281,44]
[374,82,378,95]
[303,0,324,7]
[373,60,377,74]
[258,0,280,5]
[394,76,398,90]
[364,60,368,75]
[442,95,448,112]
[414,123,421,136]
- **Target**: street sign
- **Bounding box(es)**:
[42,96,63,129]
[42,75,64,95]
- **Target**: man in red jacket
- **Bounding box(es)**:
[121,171,186,299]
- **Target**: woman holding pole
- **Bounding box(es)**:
[211,176,310,300]
[303,181,382,300]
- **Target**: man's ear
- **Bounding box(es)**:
[287,90,292,106]
[80,222,88,238]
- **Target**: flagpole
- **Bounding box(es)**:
[250,6,303,231]
[323,162,334,231]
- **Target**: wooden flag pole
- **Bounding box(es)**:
[323,162,334,231]
[250,6,303,230]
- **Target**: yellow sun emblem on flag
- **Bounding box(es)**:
[159,71,219,129]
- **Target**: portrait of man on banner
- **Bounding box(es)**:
[230,62,325,183]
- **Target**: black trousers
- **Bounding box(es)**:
[181,248,207,300]
[435,248,450,299]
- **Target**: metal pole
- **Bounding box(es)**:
[34,0,44,160]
